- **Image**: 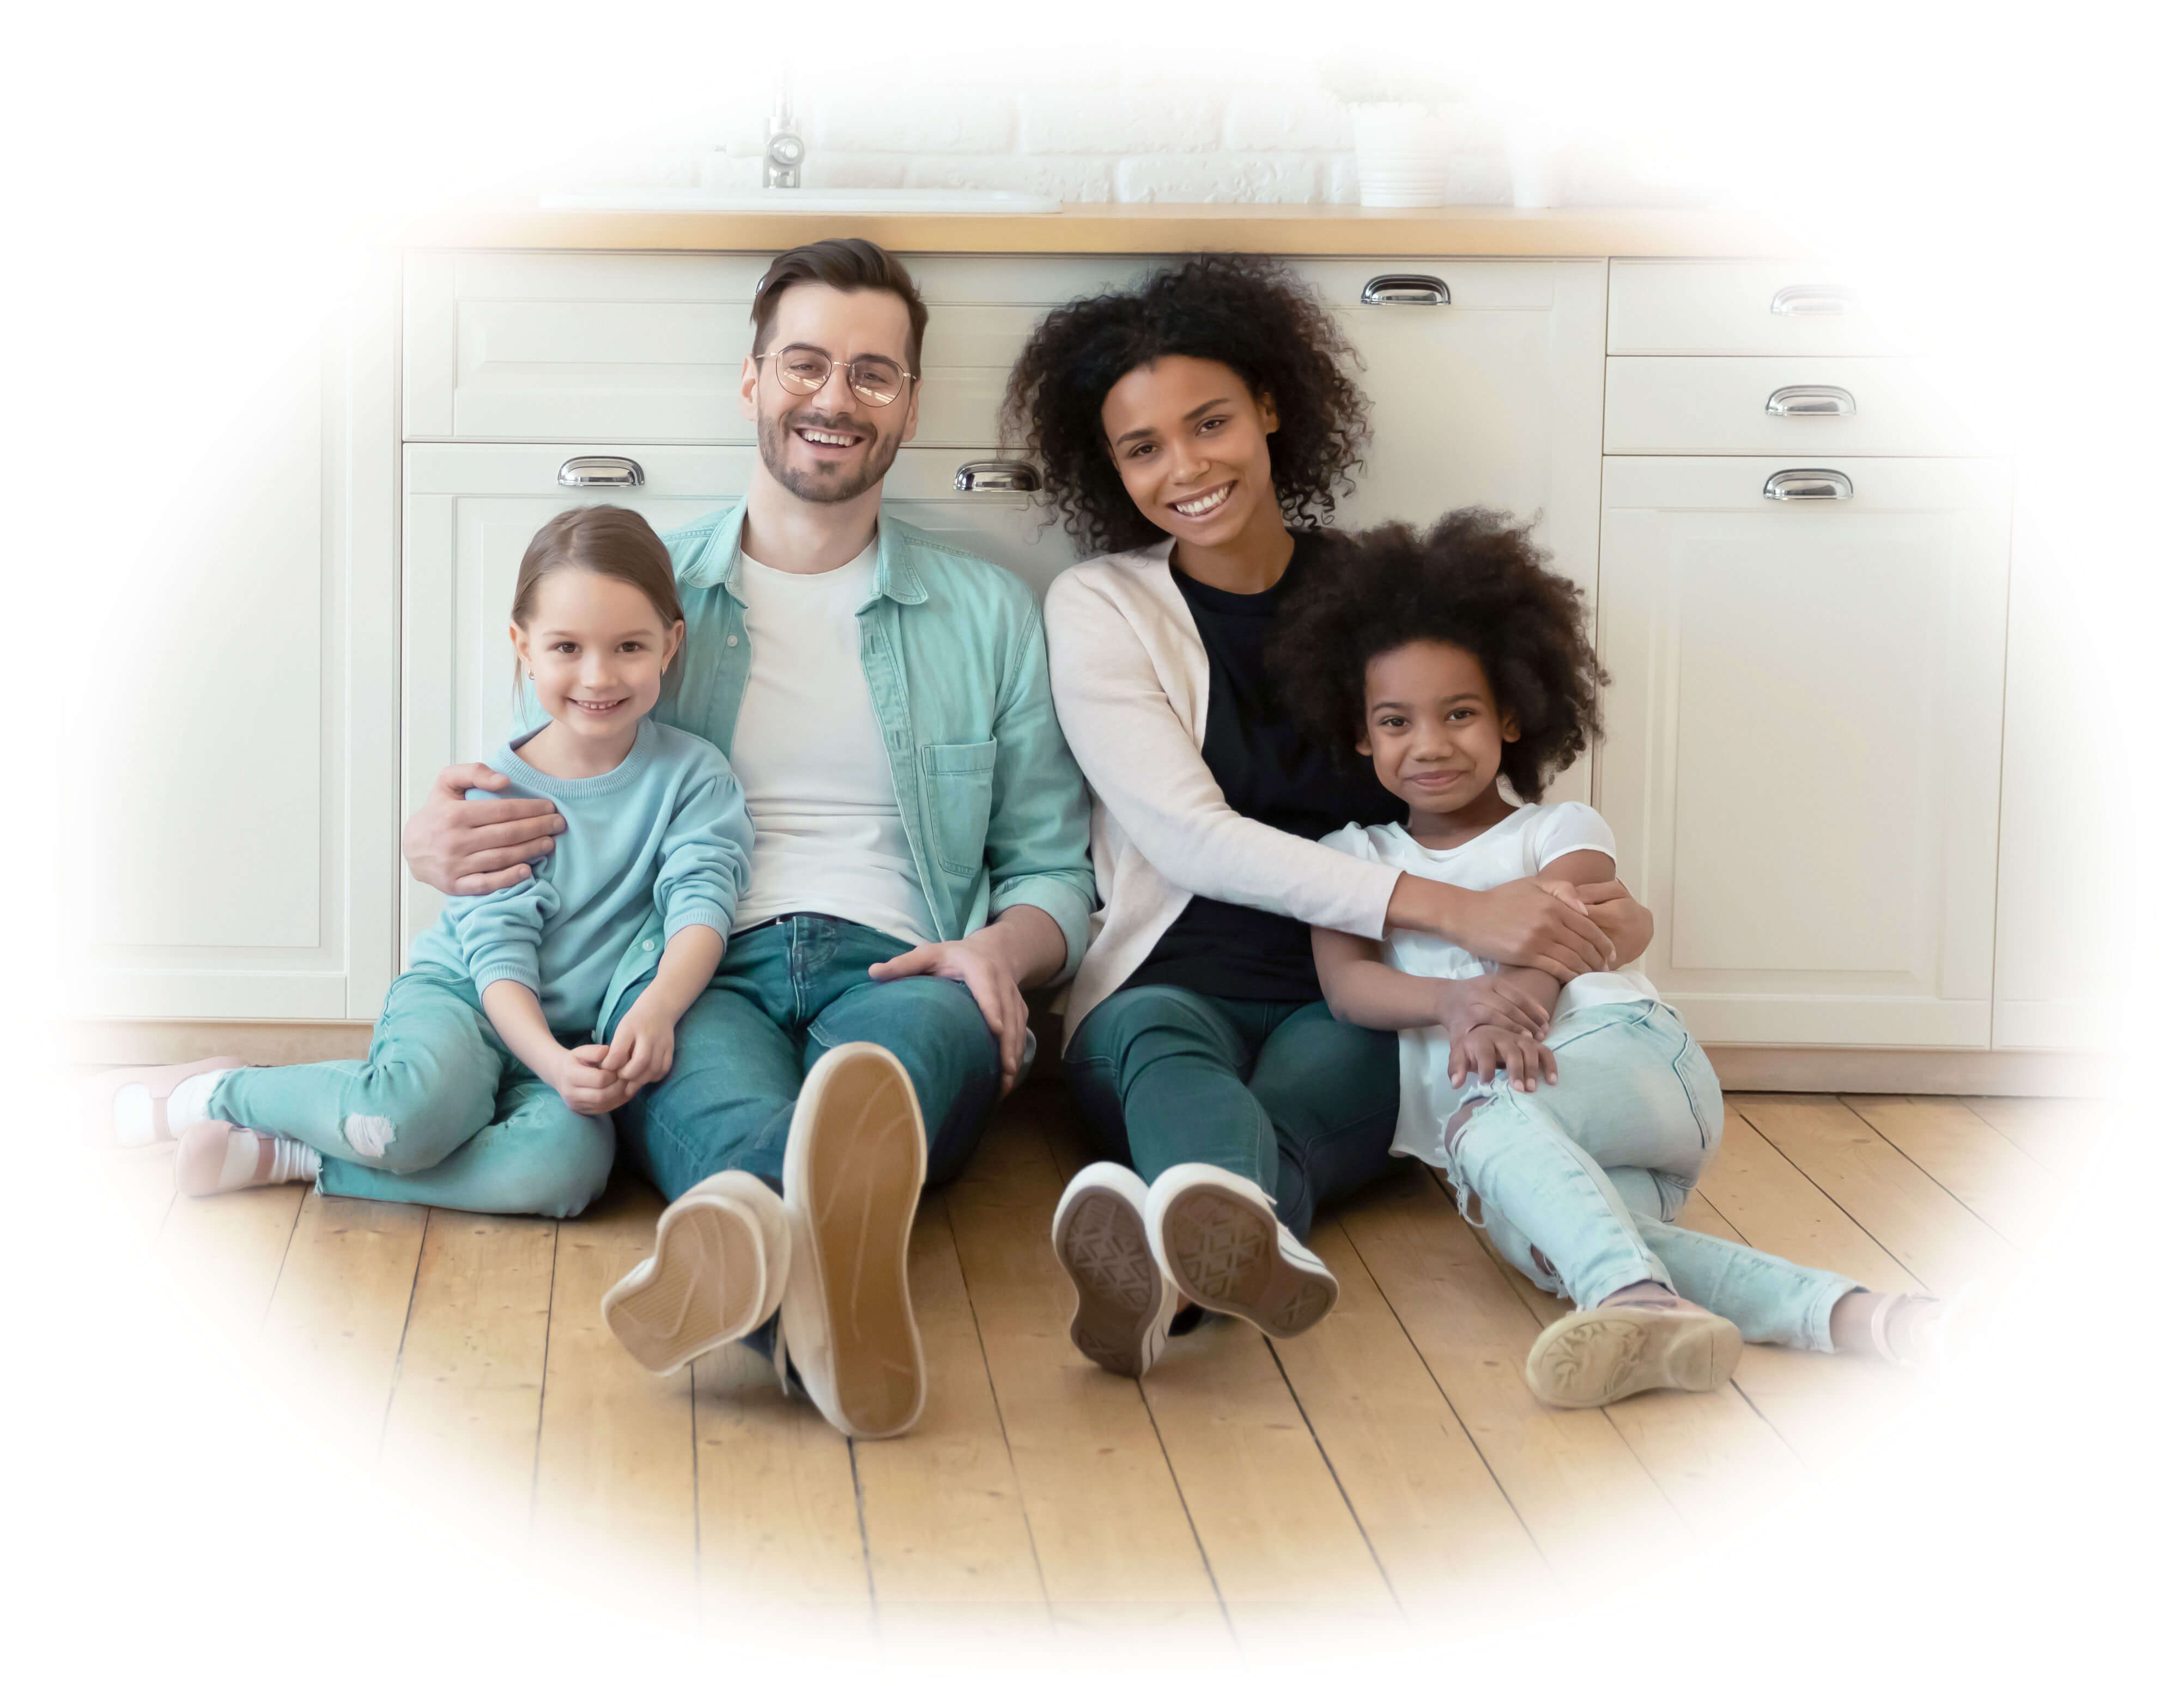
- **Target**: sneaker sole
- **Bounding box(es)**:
[795,1051,925,1438]
[603,1198,766,1375]
[1524,1305,1743,1409]
[1157,1185,1334,1340]
[1054,1184,1166,1377]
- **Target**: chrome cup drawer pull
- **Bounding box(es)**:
[558,455,645,488]
[954,460,1041,494]
[1764,468,1854,501]
[1767,385,1858,417]
[1770,284,1855,316]
[1360,274,1452,306]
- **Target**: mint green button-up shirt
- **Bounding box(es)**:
[651,499,1095,976]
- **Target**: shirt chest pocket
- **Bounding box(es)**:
[919,738,997,878]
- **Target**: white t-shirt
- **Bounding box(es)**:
[1320,803,1659,1166]
[727,544,936,947]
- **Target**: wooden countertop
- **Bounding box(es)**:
[396,201,1805,258]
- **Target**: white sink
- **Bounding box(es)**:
[538,189,1063,215]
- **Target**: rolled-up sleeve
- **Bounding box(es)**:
[984,597,1095,976]
[452,872,560,1000]
[656,764,755,943]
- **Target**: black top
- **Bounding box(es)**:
[1123,530,1407,1003]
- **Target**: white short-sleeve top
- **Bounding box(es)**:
[1320,802,1661,1165]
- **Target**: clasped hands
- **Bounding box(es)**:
[1432,876,1631,1095]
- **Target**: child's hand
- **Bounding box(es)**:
[1449,1026,1557,1093]
[602,998,677,1091]
[1435,975,1551,1042]
[551,1045,639,1117]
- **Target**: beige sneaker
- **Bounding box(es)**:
[777,1042,927,1440]
[1052,1161,1181,1377]
[1145,1162,1338,1340]
[602,1171,791,1375]
[1524,1299,1742,1409]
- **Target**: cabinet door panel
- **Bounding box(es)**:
[1608,260,1916,356]
[1596,457,2010,1046]
[65,270,399,1020]
[1991,508,2124,1049]
[1605,356,2009,457]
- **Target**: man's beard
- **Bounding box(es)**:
[757,405,902,505]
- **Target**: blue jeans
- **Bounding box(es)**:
[209,969,615,1218]
[606,914,1002,1202]
[1448,1000,1858,1350]
[1063,986,1401,1238]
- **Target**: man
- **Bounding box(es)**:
[401,238,1094,1438]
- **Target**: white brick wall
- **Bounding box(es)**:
[558,69,1700,208]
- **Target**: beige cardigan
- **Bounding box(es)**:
[1044,539,1403,1044]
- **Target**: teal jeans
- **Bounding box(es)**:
[1449,1000,1859,1350]
[1063,986,1401,1238]
[209,969,615,1218]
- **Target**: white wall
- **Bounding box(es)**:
[544,62,1704,209]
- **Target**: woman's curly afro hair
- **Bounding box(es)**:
[1002,254,1371,556]
[1267,509,1607,804]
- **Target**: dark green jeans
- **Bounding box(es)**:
[1063,985,1402,1238]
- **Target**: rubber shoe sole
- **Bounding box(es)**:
[1149,1170,1336,1340]
[780,1043,927,1439]
[1524,1304,1743,1409]
[1052,1166,1178,1377]
[603,1182,785,1376]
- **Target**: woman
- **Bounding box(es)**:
[1006,255,1654,1377]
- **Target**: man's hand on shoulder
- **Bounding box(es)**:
[403,763,566,896]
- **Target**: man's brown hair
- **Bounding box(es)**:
[750,238,929,375]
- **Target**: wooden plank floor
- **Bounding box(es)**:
[88,1083,2094,1657]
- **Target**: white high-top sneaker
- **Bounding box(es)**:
[1051,1162,1181,1377]
[1144,1163,1338,1340]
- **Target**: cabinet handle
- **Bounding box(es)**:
[1360,274,1452,306]
[1763,468,1854,501]
[954,460,1041,494]
[1769,284,1855,316]
[558,455,645,488]
[1767,384,1858,417]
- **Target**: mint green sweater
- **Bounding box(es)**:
[408,718,753,1036]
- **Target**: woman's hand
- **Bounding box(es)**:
[1449,1025,1557,1092]
[603,997,679,1091]
[1434,975,1551,1042]
[1394,875,1613,983]
[402,763,566,896]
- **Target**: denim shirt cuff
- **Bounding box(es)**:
[990,877,1094,980]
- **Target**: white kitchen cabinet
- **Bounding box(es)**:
[401,441,1081,947]
[63,265,401,1022]
[1991,507,2125,1049]
[1605,356,2009,458]
[1595,456,2012,1047]
[1607,260,1916,356]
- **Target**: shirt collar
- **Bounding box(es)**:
[687,499,928,607]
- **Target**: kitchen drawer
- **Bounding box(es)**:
[404,251,1156,445]
[1608,260,1918,356]
[1605,356,2006,455]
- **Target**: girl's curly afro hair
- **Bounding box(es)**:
[1267,510,1607,804]
[1002,254,1371,557]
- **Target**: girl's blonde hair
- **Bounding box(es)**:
[511,506,685,691]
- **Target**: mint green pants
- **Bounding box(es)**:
[208,969,615,1217]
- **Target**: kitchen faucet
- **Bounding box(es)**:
[765,74,803,190]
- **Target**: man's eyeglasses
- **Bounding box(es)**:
[756,345,919,408]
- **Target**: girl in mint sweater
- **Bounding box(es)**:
[94,506,751,1217]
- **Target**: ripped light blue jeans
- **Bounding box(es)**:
[1447,1000,1858,1351]
[208,968,615,1218]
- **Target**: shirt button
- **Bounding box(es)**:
[725,634,739,647]
[642,939,656,951]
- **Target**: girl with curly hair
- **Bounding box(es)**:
[1276,511,1948,1408]
[1008,255,1650,1379]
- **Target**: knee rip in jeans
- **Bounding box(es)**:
[1441,1098,1488,1225]
[342,1114,396,1158]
